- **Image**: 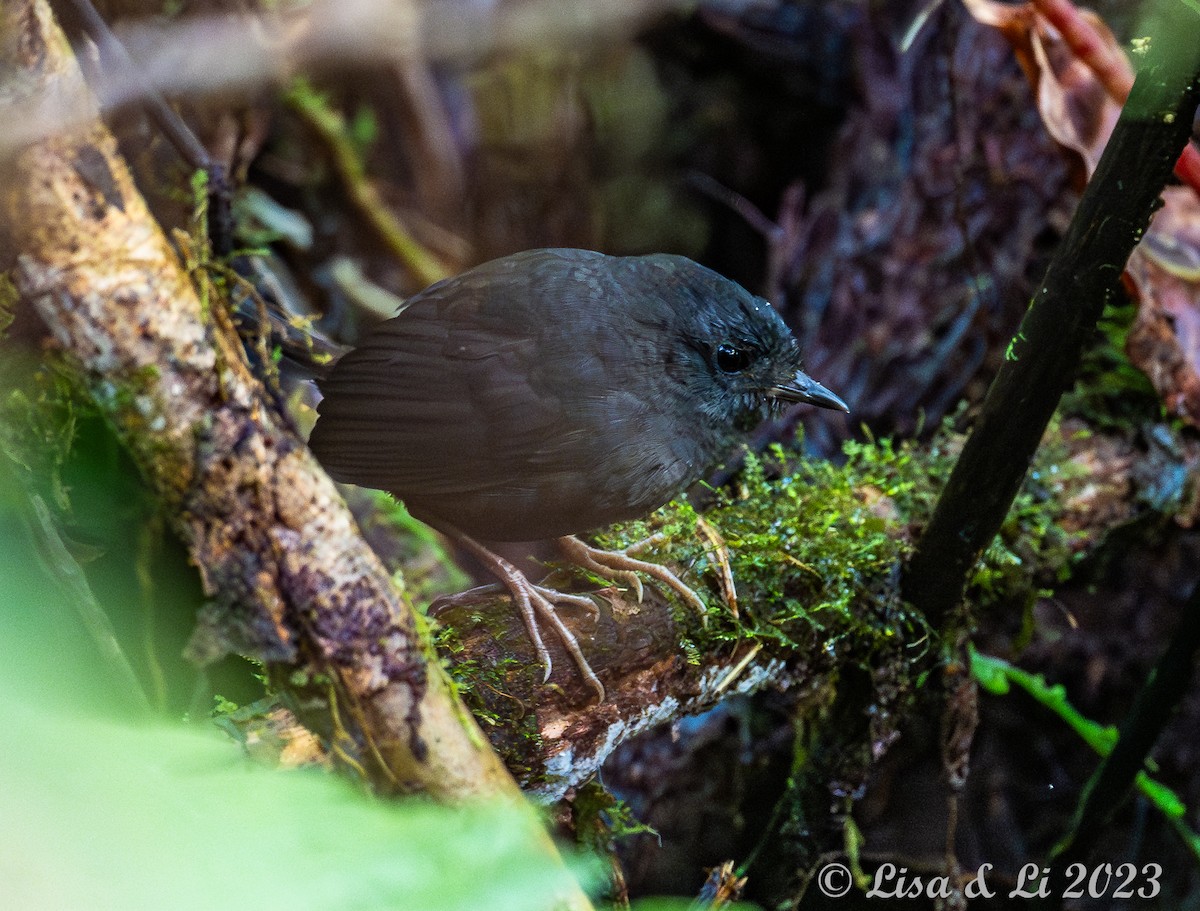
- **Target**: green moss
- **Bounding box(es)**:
[434,621,545,766]
[593,420,1089,664]
[594,433,945,660]
[969,420,1094,604]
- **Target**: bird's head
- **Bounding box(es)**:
[648,257,848,430]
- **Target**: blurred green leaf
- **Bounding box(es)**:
[0,459,595,911]
[0,699,588,911]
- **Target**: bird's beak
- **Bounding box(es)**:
[767,371,850,413]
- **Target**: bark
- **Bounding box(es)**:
[439,585,838,802]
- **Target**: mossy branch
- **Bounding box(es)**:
[902,4,1200,629]
[440,420,1192,798]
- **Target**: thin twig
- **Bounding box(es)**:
[60,0,236,254]
[284,79,449,289]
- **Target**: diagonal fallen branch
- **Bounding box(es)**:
[0,1,590,906]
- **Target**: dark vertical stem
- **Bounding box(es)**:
[1053,577,1200,862]
[1019,575,1200,911]
[902,3,1200,629]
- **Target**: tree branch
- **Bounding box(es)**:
[442,419,1197,798]
[0,7,592,907]
[903,4,1200,629]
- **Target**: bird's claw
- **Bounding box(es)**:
[430,525,606,702]
[556,534,708,620]
[523,583,605,700]
[428,582,506,614]
[498,577,604,700]
[534,584,601,618]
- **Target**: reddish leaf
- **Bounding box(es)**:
[968,0,1200,425]
[963,0,1126,182]
[1126,187,1200,426]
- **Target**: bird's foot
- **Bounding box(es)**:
[428,527,605,701]
[556,534,708,622]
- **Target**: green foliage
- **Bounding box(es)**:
[604,798,659,841]
[0,457,597,911]
[971,648,1200,860]
[573,780,659,849]
[349,103,380,156]
[0,705,591,911]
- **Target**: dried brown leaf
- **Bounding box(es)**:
[964,0,1128,181]
[1127,187,1200,426]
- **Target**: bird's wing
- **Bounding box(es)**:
[308,251,615,499]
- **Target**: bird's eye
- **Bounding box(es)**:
[715,342,753,374]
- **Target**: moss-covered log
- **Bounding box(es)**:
[436,418,1200,798]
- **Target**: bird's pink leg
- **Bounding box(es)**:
[429,524,605,701]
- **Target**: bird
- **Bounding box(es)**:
[307,248,848,700]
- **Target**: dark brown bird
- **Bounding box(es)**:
[308,248,847,699]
